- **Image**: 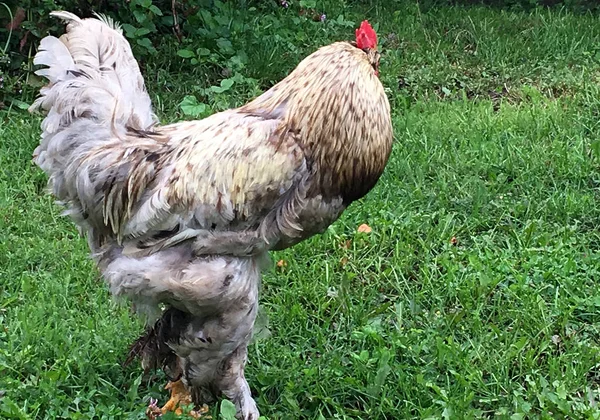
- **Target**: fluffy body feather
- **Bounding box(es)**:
[30,11,393,419]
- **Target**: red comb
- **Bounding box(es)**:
[355,20,377,50]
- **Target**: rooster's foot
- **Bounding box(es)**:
[145,380,209,419]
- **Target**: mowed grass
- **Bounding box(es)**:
[3,2,600,419]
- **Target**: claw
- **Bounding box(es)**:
[146,398,162,420]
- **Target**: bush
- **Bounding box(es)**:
[0,0,277,108]
[1,0,598,110]
[0,0,351,113]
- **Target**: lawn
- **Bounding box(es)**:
[2,1,600,419]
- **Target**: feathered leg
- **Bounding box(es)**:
[127,257,262,420]
[181,295,260,420]
[215,344,259,420]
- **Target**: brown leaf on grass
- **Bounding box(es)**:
[450,236,458,246]
[340,239,352,249]
[6,7,25,31]
[276,259,287,268]
[357,223,372,233]
[339,257,348,267]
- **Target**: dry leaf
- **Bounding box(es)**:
[357,223,372,233]
[6,8,25,31]
[339,257,349,267]
[276,259,287,268]
[450,236,458,246]
[341,239,352,249]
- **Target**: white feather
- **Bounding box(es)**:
[33,37,74,83]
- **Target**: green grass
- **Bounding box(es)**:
[3,1,600,419]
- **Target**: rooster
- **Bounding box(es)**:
[29,11,393,420]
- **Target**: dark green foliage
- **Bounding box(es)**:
[417,0,599,11]
[0,0,276,108]
[1,0,599,109]
[457,0,599,10]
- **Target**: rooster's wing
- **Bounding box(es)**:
[113,109,314,257]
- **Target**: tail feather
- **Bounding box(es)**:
[30,11,155,132]
[124,308,188,381]
[30,11,159,245]
[32,36,74,82]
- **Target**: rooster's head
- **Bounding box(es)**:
[355,20,380,76]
